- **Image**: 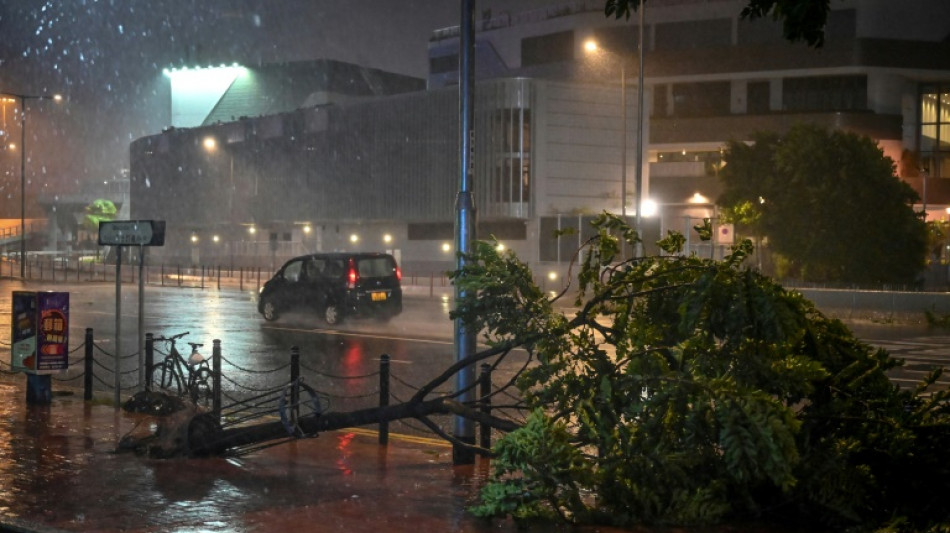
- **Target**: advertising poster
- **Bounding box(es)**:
[37,292,69,372]
[11,291,37,372]
[10,291,69,374]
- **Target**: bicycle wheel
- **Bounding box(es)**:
[155,359,185,397]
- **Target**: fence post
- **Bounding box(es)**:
[144,333,154,391]
[177,264,182,286]
[379,354,390,445]
[201,265,206,289]
[83,328,94,401]
[290,346,300,430]
[212,339,222,422]
[479,363,492,450]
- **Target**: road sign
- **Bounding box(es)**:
[98,220,165,246]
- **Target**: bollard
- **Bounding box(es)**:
[177,264,182,286]
[240,267,244,291]
[212,339,222,422]
[217,266,221,290]
[290,346,300,430]
[479,363,492,450]
[379,354,390,445]
[84,328,94,401]
[201,265,206,289]
[144,333,154,391]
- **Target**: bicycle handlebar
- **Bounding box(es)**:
[152,331,190,343]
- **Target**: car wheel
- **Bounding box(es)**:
[261,299,279,321]
[324,303,343,325]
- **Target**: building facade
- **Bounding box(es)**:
[130,0,950,284]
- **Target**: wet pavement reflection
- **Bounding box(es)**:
[0,376,553,532]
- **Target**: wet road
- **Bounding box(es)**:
[0,279,529,439]
[0,279,947,532]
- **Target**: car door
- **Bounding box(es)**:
[275,258,306,310]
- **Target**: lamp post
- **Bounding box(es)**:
[584,0,646,255]
[204,136,236,269]
[3,92,61,278]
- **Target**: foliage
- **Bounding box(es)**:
[604,0,831,47]
[455,214,950,532]
[81,198,117,232]
[717,124,927,284]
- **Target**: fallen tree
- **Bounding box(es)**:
[119,213,950,532]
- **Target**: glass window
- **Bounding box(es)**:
[919,85,950,177]
[671,82,730,117]
[783,75,867,112]
[747,81,770,114]
[283,260,303,282]
[921,124,938,152]
[357,257,395,278]
[522,31,574,67]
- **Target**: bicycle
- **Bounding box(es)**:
[150,331,213,405]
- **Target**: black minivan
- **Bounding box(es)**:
[258,252,403,325]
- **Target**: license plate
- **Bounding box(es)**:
[371,291,388,302]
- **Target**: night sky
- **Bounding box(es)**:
[0,0,557,213]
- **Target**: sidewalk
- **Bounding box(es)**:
[0,372,535,533]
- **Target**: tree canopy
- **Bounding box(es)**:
[457,215,950,531]
[605,0,833,47]
[717,124,927,284]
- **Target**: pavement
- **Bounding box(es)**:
[0,370,538,533]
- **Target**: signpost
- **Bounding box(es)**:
[98,220,165,407]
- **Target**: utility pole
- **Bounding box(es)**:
[453,0,477,465]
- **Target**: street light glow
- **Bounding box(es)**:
[203,136,217,151]
[1,91,63,277]
[641,199,658,217]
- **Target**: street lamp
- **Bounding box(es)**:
[584,0,646,255]
[204,135,236,268]
[2,92,62,277]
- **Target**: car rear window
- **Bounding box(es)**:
[357,257,396,278]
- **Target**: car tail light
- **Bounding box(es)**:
[347,259,358,289]
[395,265,402,281]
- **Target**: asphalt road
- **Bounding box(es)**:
[1,278,947,411]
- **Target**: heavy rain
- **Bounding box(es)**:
[3,0,950,532]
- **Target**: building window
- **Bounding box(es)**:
[654,18,731,51]
[429,54,458,75]
[920,85,950,178]
[671,82,730,117]
[653,84,668,117]
[747,81,770,114]
[782,75,867,112]
[522,31,574,67]
[488,108,531,206]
